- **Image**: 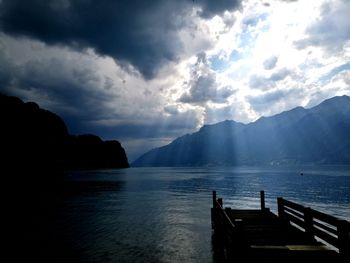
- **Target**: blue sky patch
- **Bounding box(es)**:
[209,55,230,71]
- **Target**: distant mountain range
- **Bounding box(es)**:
[133,95,350,166]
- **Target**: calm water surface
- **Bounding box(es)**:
[56,166,350,262]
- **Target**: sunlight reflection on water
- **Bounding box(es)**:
[57,166,350,262]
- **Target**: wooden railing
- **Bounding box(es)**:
[212,191,235,229]
[211,191,241,260]
[212,190,268,234]
[278,197,350,256]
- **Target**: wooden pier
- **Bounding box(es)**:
[211,191,350,262]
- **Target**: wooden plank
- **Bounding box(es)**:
[250,245,288,250]
[310,208,341,226]
[228,209,276,219]
[284,211,305,228]
[281,198,306,212]
[313,227,339,246]
[286,245,330,251]
[284,206,304,219]
[313,220,338,235]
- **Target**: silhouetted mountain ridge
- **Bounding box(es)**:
[0,93,129,170]
[133,95,350,166]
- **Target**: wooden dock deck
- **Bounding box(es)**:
[211,191,350,262]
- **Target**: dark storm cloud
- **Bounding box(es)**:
[0,54,114,127]
[197,0,241,19]
[0,0,183,79]
[0,0,242,79]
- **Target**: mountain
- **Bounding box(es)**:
[0,94,129,262]
[0,93,129,170]
[65,134,129,170]
[133,95,350,166]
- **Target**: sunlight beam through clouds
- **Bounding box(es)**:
[204,0,350,120]
[0,0,349,160]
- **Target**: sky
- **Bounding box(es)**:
[0,0,349,161]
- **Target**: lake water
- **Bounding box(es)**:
[55,166,350,262]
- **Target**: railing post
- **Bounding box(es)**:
[212,191,217,230]
[304,208,314,241]
[277,198,285,220]
[260,191,265,210]
[337,220,350,258]
[213,191,217,208]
